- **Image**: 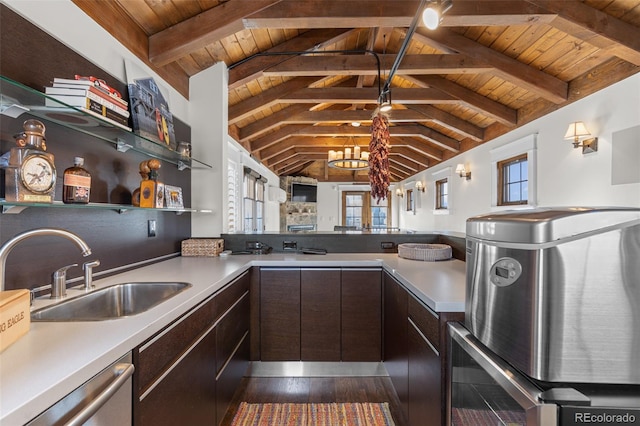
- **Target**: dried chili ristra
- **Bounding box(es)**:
[368,111,390,204]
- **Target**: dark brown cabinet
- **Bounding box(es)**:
[383,271,463,426]
[260,268,301,360]
[408,317,441,426]
[258,267,382,362]
[342,268,382,361]
[134,270,250,426]
[383,271,409,418]
[301,268,341,361]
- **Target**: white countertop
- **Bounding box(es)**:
[0,253,465,425]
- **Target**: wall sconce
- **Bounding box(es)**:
[455,163,471,180]
[395,188,404,198]
[564,121,598,154]
[415,181,425,192]
[422,0,453,30]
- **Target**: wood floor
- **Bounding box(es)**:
[221,376,408,425]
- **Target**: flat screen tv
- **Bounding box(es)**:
[291,183,317,202]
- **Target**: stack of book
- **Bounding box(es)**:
[44,77,131,130]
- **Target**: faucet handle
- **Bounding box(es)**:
[82,259,100,290]
[51,263,77,299]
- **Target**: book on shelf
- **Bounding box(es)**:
[79,107,132,131]
[51,77,128,106]
[47,84,128,107]
[45,91,130,117]
[45,96,130,127]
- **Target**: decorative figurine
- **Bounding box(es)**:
[4,119,56,203]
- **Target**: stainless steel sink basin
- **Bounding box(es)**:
[31,282,192,321]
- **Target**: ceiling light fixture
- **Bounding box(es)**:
[378,90,392,112]
[422,0,453,30]
[564,121,598,154]
[328,138,370,170]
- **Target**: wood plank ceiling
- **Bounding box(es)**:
[73,0,640,182]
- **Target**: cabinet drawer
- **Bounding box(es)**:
[136,270,250,393]
[214,271,249,322]
[408,294,440,352]
[216,291,250,374]
[136,295,216,393]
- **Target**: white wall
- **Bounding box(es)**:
[396,73,640,233]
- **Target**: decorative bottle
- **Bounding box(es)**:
[63,157,91,204]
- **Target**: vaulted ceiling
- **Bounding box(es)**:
[73,0,640,182]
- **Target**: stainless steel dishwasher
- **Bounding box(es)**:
[27,353,134,426]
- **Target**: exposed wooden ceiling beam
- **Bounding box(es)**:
[228,28,354,89]
[71,0,190,98]
[279,87,458,104]
[406,105,484,142]
[239,104,314,142]
[413,28,568,104]
[249,124,313,153]
[264,54,492,77]
[391,147,431,168]
[229,77,321,124]
[149,0,283,67]
[406,75,518,126]
[243,1,421,29]
[530,0,640,66]
[441,1,555,26]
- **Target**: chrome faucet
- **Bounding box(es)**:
[0,228,92,292]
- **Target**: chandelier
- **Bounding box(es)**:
[327,138,370,170]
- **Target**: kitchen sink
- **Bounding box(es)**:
[31,282,192,321]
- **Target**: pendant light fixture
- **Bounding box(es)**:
[328,138,370,170]
[422,0,453,30]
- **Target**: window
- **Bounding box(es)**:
[343,191,367,228]
[243,167,266,232]
[498,153,528,206]
[341,191,391,229]
[406,189,414,212]
[490,134,537,208]
[371,193,390,228]
[435,178,448,209]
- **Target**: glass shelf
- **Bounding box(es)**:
[0,199,199,215]
[0,76,211,169]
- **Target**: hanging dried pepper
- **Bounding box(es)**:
[369,111,390,204]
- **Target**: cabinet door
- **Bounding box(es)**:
[383,272,409,418]
[301,268,341,361]
[260,268,301,360]
[137,326,217,426]
[216,292,250,425]
[341,268,382,361]
[408,318,441,426]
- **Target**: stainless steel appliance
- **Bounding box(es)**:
[465,207,640,384]
[449,322,640,426]
[27,353,134,426]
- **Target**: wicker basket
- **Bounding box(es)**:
[397,243,452,261]
[181,238,224,257]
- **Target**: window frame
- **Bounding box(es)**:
[497,153,528,206]
[490,134,537,210]
[242,167,266,232]
[435,178,449,210]
[406,189,414,212]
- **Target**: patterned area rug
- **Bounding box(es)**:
[231,402,396,426]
